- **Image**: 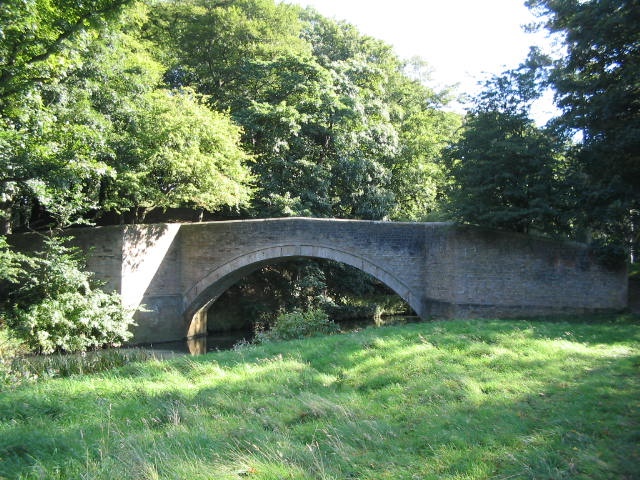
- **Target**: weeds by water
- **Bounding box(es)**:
[0,316,639,479]
[1,328,163,388]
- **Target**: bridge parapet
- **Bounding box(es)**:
[9,218,627,343]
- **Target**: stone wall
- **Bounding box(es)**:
[444,226,627,317]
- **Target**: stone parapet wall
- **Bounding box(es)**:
[7,218,627,343]
[445,226,627,316]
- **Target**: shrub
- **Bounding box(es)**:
[10,290,135,354]
[2,235,136,354]
[255,308,339,343]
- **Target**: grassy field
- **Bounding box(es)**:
[0,316,639,479]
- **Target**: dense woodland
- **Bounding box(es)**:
[0,0,638,352]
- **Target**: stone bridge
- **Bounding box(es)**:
[59,218,626,343]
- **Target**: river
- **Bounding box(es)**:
[138,315,420,355]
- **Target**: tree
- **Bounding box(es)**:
[0,0,131,105]
[102,88,253,221]
[527,0,640,256]
[387,59,462,221]
[150,0,339,217]
[446,69,570,234]
[148,0,461,221]
[0,0,133,232]
[1,1,254,230]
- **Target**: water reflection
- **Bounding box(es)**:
[186,336,207,355]
[137,329,252,355]
[185,332,251,354]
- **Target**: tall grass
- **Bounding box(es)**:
[0,315,638,479]
[1,328,170,386]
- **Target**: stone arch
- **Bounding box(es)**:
[183,244,421,338]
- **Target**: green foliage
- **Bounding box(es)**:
[0,326,155,388]
[0,0,134,230]
[215,260,330,325]
[446,69,571,234]
[527,0,640,254]
[589,237,629,270]
[0,326,28,386]
[392,107,462,221]
[104,88,253,217]
[0,236,27,284]
[9,290,134,355]
[2,0,462,229]
[254,308,338,343]
[1,236,135,354]
[1,1,253,232]
[0,0,131,104]
[149,0,460,220]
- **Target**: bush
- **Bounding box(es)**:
[255,308,339,343]
[10,291,135,354]
[1,235,136,354]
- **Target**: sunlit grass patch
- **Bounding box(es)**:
[0,316,638,479]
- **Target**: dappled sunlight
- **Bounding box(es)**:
[0,317,638,479]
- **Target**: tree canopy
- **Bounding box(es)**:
[2,0,636,244]
[0,0,254,232]
[0,0,462,232]
[145,0,459,220]
[445,67,571,235]
[527,0,640,256]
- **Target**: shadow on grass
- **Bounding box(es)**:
[0,318,638,479]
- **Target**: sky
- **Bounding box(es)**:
[281,0,558,120]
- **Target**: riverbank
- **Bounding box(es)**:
[1,315,639,479]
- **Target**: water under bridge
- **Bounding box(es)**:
[56,217,627,343]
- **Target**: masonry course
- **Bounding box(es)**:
[10,218,627,343]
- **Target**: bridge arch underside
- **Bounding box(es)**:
[183,245,423,338]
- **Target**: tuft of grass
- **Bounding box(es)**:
[0,315,638,479]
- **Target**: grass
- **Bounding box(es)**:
[0,315,639,479]
[1,327,169,385]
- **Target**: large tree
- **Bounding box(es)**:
[527,0,640,256]
[0,0,133,232]
[446,68,570,234]
[1,1,253,231]
[147,0,460,220]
